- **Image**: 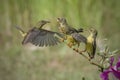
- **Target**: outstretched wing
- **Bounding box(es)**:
[71,33,87,44]
[22,27,63,46]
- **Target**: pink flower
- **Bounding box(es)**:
[100,57,120,80]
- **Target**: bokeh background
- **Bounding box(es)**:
[0,0,120,80]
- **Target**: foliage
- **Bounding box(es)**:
[0,0,120,80]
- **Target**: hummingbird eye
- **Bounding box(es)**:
[57,18,60,21]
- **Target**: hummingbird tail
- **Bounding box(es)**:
[15,26,24,33]
[15,26,26,37]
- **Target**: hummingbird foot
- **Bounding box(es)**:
[80,49,86,53]
[60,38,64,42]
[73,48,79,52]
[67,43,73,48]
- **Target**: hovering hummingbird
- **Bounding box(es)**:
[15,20,63,47]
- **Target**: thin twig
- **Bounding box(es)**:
[90,61,103,69]
[72,48,90,61]
[72,48,104,69]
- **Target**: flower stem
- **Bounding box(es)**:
[90,61,104,70]
[72,48,104,71]
[72,48,90,61]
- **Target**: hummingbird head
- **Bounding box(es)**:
[89,27,98,37]
[57,17,67,26]
[37,20,50,28]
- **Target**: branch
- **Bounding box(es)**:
[72,48,104,70]
[73,48,90,61]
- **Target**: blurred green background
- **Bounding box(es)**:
[0,0,120,80]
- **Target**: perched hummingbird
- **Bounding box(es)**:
[57,17,87,50]
[86,28,98,59]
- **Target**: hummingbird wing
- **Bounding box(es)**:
[22,27,63,46]
[87,40,96,59]
[92,40,96,57]
[71,33,87,44]
[86,36,97,59]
